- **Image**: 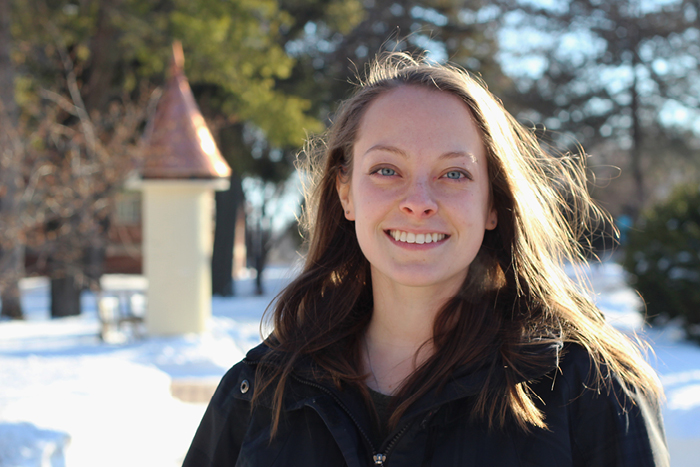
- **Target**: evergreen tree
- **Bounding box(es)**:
[0,0,24,318]
[496,0,700,217]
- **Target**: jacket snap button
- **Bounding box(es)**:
[240,379,250,394]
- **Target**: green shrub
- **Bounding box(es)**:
[623,183,700,329]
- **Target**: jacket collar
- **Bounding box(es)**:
[243,339,563,419]
[401,340,563,419]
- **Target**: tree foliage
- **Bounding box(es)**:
[496,0,700,216]
[3,0,327,311]
[232,0,515,294]
[11,0,320,144]
[278,0,509,120]
[623,183,700,333]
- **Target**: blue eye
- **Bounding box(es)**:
[378,167,396,176]
[444,171,464,179]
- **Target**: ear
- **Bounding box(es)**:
[336,175,355,221]
[485,207,497,231]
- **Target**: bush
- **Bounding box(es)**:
[623,184,700,329]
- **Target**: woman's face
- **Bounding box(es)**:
[337,86,497,293]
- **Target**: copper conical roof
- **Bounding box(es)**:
[142,42,231,179]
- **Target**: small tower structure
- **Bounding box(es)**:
[140,42,230,335]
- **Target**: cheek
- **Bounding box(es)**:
[445,190,491,229]
[351,178,390,215]
[351,183,393,247]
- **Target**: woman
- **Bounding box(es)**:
[183,54,668,467]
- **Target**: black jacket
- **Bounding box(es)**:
[183,343,669,467]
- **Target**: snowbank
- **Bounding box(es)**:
[1,264,699,466]
[0,422,69,467]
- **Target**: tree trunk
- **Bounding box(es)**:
[253,204,273,297]
[1,283,22,318]
[0,0,16,122]
[84,244,106,290]
[629,51,644,219]
[0,0,24,319]
[253,216,264,296]
[46,0,121,316]
[50,275,82,318]
[254,252,264,296]
[212,174,244,296]
[84,0,123,112]
[0,246,24,319]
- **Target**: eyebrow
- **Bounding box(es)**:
[364,144,478,163]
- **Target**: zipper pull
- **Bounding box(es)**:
[373,453,386,465]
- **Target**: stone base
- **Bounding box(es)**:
[170,379,219,403]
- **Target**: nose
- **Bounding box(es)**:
[399,179,438,217]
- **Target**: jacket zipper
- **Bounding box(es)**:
[247,360,418,466]
[291,374,417,466]
[373,421,411,465]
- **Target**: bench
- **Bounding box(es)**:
[98,291,146,342]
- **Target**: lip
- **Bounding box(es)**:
[384,229,449,247]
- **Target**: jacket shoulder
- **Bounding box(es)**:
[182,359,257,467]
[535,343,669,467]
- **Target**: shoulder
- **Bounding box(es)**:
[555,343,597,389]
[532,343,669,467]
[536,342,658,418]
[210,359,257,408]
[181,348,264,467]
[208,342,279,409]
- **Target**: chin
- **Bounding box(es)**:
[374,266,469,292]
[401,278,461,289]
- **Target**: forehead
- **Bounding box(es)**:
[354,86,484,159]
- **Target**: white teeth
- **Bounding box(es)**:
[389,230,445,244]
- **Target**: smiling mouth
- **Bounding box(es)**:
[387,230,447,244]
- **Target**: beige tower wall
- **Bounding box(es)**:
[142,179,228,335]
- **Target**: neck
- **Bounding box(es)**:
[363,270,460,394]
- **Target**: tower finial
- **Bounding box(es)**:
[170,41,185,76]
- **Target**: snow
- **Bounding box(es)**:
[1,263,699,466]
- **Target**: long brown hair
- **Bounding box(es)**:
[254,53,661,434]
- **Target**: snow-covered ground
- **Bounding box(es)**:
[1,263,699,466]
